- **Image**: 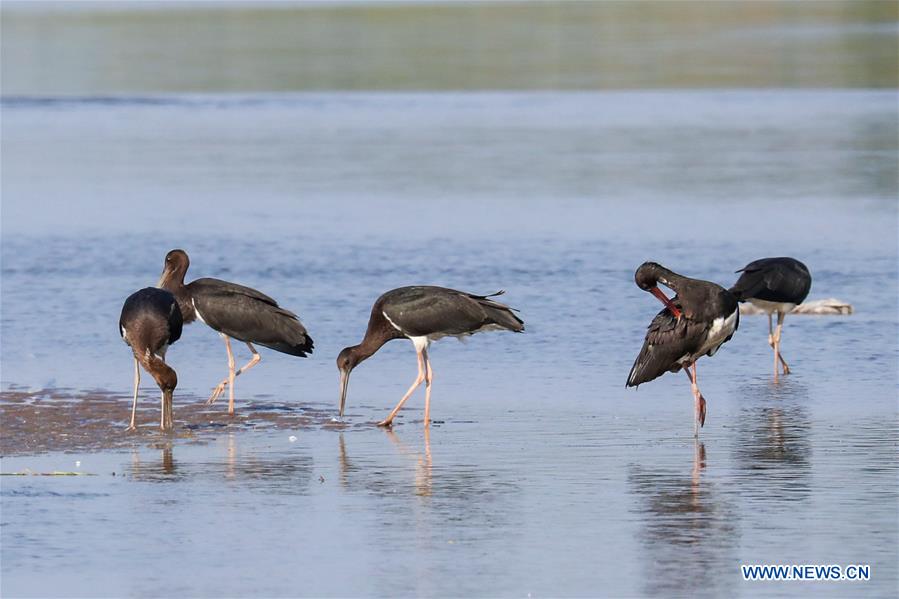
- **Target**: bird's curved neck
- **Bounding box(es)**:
[158,270,196,323]
[137,350,177,391]
[351,331,392,366]
[654,267,687,292]
[158,267,186,292]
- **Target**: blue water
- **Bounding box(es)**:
[2,91,897,597]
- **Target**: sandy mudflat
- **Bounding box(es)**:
[0,387,351,456]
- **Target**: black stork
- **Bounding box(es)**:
[729,257,811,377]
[626,262,739,437]
[157,249,313,416]
[119,287,183,431]
[337,286,524,427]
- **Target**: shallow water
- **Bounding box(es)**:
[2,90,898,597]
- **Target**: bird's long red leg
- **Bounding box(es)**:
[378,347,426,427]
[236,343,262,379]
[208,336,230,404]
[767,313,775,349]
[160,390,168,430]
[127,357,140,432]
[774,311,791,375]
[684,362,706,437]
[225,337,237,415]
[208,335,236,414]
[208,341,261,411]
[423,348,434,428]
[772,313,780,379]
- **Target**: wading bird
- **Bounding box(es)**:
[730,257,811,377]
[158,249,313,415]
[337,286,524,427]
[120,287,183,431]
[627,262,739,437]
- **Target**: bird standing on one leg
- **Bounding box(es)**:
[157,249,313,415]
[337,286,524,428]
[626,262,739,437]
[729,257,811,378]
[120,287,183,431]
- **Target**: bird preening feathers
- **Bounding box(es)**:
[627,262,739,437]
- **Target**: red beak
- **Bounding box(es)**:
[650,286,682,319]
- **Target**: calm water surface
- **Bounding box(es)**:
[2,91,897,597]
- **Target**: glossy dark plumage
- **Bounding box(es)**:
[337,286,523,427]
[730,257,811,305]
[158,249,313,415]
[119,287,183,352]
[159,250,313,357]
[378,286,525,338]
[627,292,739,387]
[627,263,739,388]
[628,309,707,387]
[119,287,182,431]
[729,257,811,377]
[187,278,313,356]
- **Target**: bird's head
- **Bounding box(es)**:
[634,261,667,290]
[635,262,682,319]
[149,361,178,406]
[158,249,190,288]
[158,368,178,393]
[337,346,362,417]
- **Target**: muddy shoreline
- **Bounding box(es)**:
[0,386,349,457]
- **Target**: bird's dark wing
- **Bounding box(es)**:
[167,297,183,344]
[381,286,523,337]
[189,278,287,311]
[730,258,811,304]
[626,307,708,387]
[190,279,313,356]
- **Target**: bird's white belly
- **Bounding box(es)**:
[747,298,796,314]
[696,308,739,357]
[409,336,431,351]
[384,310,506,350]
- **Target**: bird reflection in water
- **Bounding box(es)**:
[129,442,181,482]
[385,428,433,498]
[225,433,238,480]
[217,433,314,492]
[337,433,352,491]
[734,378,812,501]
[628,441,737,597]
[337,429,516,533]
[337,430,433,498]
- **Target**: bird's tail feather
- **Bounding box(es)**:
[260,334,313,357]
[261,315,314,357]
[476,297,525,332]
